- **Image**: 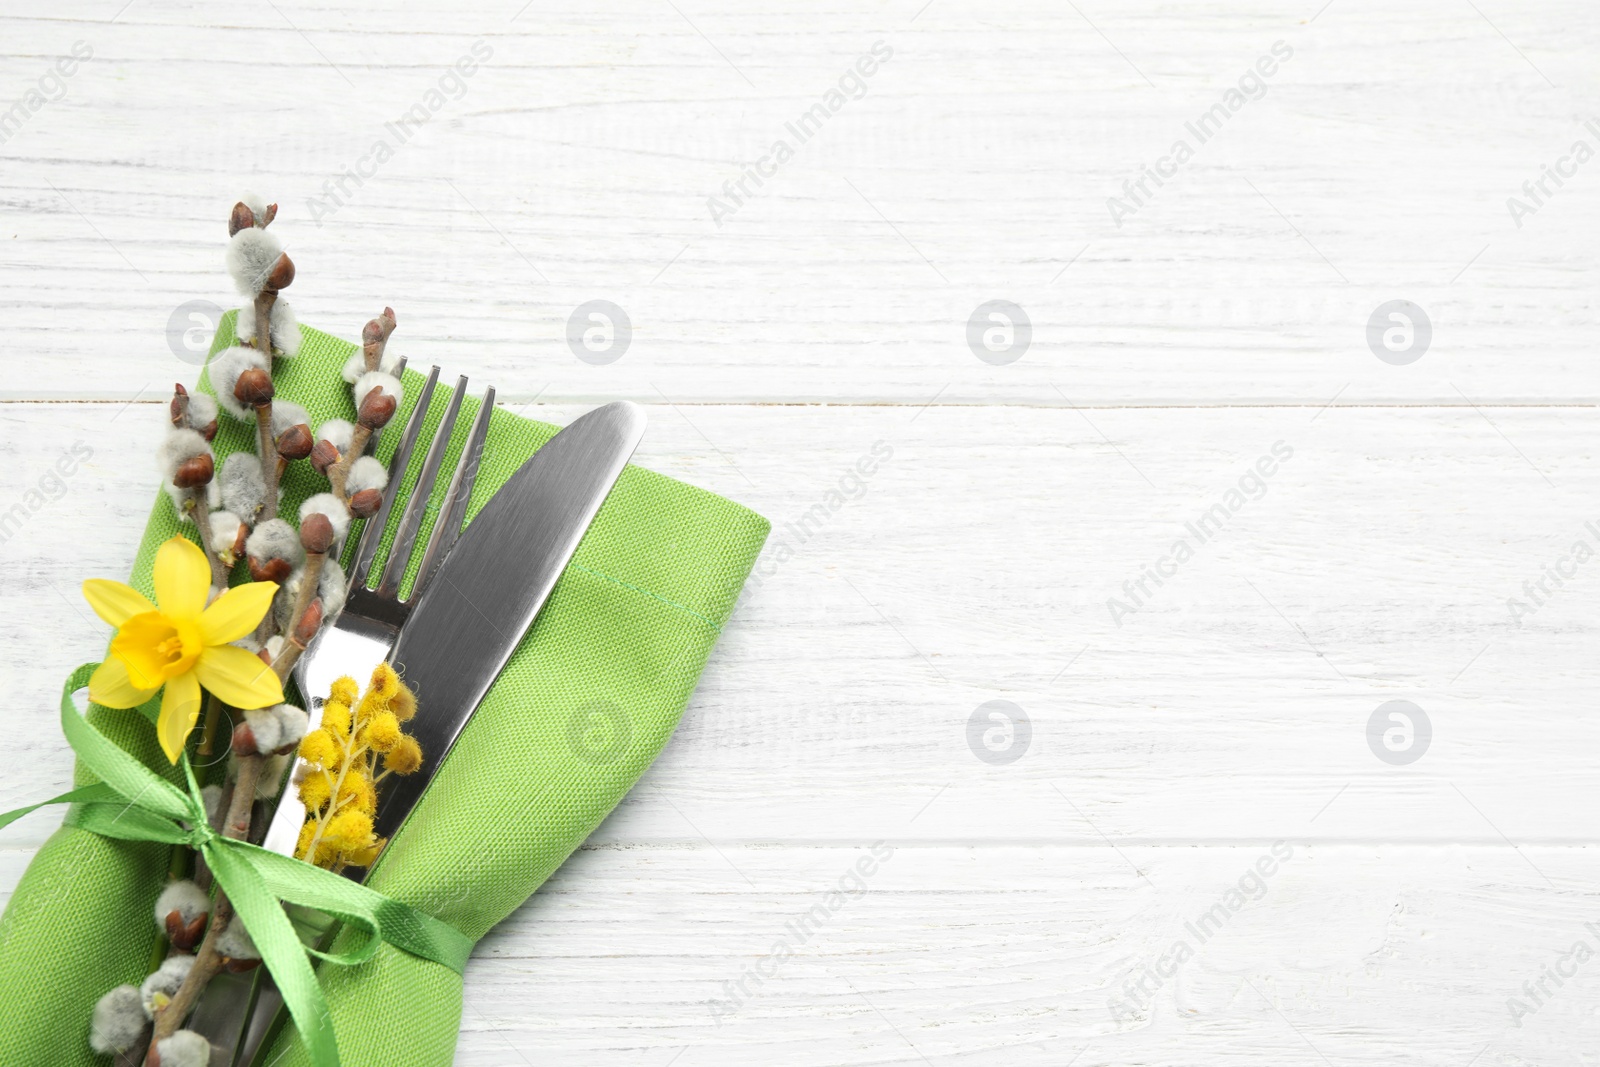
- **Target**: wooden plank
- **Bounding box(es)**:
[1,401,1594,847]
[0,3,1595,403]
[6,842,1586,1064]
[443,843,1600,1065]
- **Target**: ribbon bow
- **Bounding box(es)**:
[0,665,473,1067]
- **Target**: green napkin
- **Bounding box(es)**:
[0,316,768,1067]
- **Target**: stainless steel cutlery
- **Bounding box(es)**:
[370,396,646,843]
[260,364,494,858]
[188,369,646,1066]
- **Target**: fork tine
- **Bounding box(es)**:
[375,374,468,600]
[412,385,494,596]
[350,365,438,588]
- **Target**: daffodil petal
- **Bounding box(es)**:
[153,536,211,620]
[195,644,283,710]
[82,579,156,628]
[87,657,159,710]
[198,581,279,645]
[157,670,203,764]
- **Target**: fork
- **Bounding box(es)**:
[188,365,495,1064]
[258,364,495,856]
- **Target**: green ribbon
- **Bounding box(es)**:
[0,665,474,1067]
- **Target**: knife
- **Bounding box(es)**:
[196,400,647,1066]
[373,397,646,840]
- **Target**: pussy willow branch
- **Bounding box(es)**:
[170,385,190,432]
[286,552,325,643]
[188,504,228,589]
[270,630,307,680]
[147,753,263,1049]
[170,386,229,590]
[326,309,395,502]
[251,289,280,521]
[361,308,395,378]
[270,550,325,680]
[149,205,335,1053]
[327,428,369,502]
[253,404,276,512]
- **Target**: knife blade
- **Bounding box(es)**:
[373,397,646,839]
[226,399,646,1066]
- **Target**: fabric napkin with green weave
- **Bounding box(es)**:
[0,316,769,1067]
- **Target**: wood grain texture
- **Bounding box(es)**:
[1,1,1598,405]
[1,0,1597,1063]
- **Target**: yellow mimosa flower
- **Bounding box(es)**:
[83,536,283,763]
[360,711,401,754]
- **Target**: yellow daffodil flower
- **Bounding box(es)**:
[83,536,283,763]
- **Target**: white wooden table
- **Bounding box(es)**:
[3,1,1598,1062]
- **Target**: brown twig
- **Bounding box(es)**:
[251,326,278,520]
[270,636,308,681]
[148,755,263,1048]
[363,307,395,375]
[286,553,324,636]
[326,424,371,501]
[272,548,325,675]
[189,498,229,589]
[245,212,291,520]
[271,580,326,682]
[326,309,396,501]
[171,384,230,589]
[170,385,190,428]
